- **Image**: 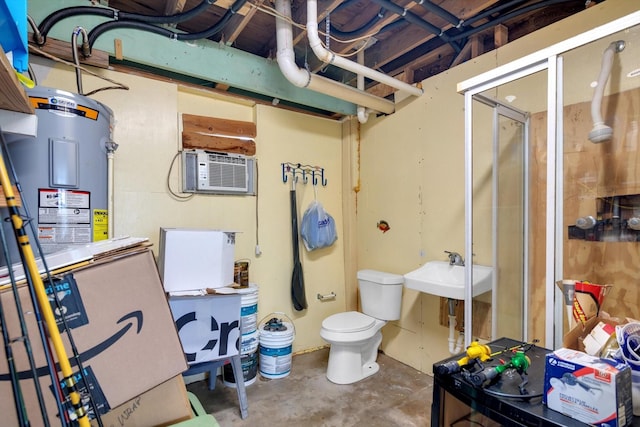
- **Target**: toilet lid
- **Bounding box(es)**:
[322,311,375,333]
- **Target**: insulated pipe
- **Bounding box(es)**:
[450,0,577,42]
[417,0,462,27]
[330,17,407,39]
[275,0,395,115]
[88,0,246,49]
[589,40,625,143]
[37,1,216,44]
[367,0,459,51]
[307,0,423,98]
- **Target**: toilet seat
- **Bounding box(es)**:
[322,311,375,333]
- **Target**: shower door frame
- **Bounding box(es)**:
[458,11,640,349]
[474,94,530,343]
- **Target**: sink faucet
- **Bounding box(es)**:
[444,251,464,266]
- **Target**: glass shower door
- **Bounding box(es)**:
[470,94,529,343]
[492,104,528,341]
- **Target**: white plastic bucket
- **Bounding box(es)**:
[222,349,259,388]
[221,329,260,388]
[240,329,259,355]
[238,284,259,336]
[259,314,295,379]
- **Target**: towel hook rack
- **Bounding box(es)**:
[282,162,327,186]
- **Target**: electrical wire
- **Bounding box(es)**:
[28,44,129,95]
[167,152,194,201]
[254,3,382,47]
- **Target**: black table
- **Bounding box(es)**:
[431,337,638,426]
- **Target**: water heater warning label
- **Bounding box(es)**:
[93,209,108,241]
[38,189,92,248]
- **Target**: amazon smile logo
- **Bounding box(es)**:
[0,311,143,381]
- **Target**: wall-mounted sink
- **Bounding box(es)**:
[403,261,493,300]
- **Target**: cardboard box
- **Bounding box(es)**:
[544,348,633,426]
[158,228,236,292]
[563,315,621,353]
[169,294,241,364]
[92,375,192,427]
[0,250,188,426]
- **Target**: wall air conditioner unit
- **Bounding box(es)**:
[182,149,255,195]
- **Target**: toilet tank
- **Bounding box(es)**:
[357,269,404,320]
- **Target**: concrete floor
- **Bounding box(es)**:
[187,347,434,427]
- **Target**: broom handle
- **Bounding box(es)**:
[0,152,90,426]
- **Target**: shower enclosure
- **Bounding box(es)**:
[458,11,640,349]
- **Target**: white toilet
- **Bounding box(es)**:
[320,269,404,384]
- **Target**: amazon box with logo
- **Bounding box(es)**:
[169,294,241,364]
[0,249,188,426]
[543,347,633,426]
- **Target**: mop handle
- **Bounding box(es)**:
[0,153,90,426]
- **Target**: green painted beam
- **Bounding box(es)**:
[28,0,357,115]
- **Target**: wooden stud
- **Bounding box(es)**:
[494,24,508,48]
[114,39,123,61]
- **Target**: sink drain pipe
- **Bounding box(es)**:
[448,298,464,354]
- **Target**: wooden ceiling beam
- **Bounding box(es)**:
[164,0,186,16]
[224,0,266,46]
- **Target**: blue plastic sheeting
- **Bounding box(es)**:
[0,0,28,72]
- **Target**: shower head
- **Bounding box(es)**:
[588,123,613,143]
[588,40,625,144]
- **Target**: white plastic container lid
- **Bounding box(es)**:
[322,311,375,333]
[357,269,404,285]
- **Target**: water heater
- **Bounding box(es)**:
[2,86,113,264]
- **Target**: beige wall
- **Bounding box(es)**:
[359,0,640,373]
[31,59,346,353]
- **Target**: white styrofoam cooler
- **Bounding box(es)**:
[158,228,236,292]
[168,294,241,364]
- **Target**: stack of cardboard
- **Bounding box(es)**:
[0,239,192,426]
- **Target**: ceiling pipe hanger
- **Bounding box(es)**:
[307,0,424,98]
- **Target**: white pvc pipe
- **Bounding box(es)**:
[107,148,114,238]
[356,49,371,123]
[307,0,423,98]
[275,0,395,115]
[448,315,463,354]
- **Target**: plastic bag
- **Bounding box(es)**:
[300,200,337,251]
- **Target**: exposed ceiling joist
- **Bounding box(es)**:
[29,0,594,119]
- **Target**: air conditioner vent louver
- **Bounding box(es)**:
[182,150,254,195]
[206,153,247,189]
